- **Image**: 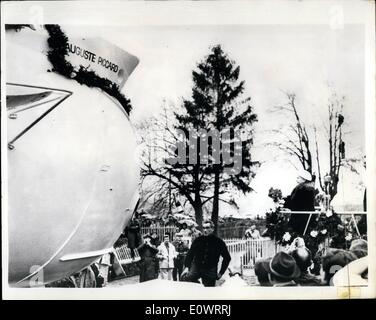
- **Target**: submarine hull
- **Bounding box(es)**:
[6,27,139,287]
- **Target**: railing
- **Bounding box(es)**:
[113,244,141,265]
[281,210,367,236]
[140,226,255,241]
[224,238,280,274]
[140,226,178,241]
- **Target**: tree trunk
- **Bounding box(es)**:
[211,166,220,235]
[194,201,203,230]
[330,175,339,200]
[192,163,204,230]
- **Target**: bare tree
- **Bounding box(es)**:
[269,92,313,174]
[136,104,212,227]
[138,176,172,218]
[314,93,346,199]
[270,90,346,200]
[137,100,250,229]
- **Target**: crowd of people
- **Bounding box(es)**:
[137,231,189,282]
[251,168,368,287]
[135,211,195,228]
[254,236,368,287]
[136,220,231,287]
[76,167,365,288]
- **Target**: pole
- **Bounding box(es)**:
[351,214,361,237]
[168,172,172,215]
[303,213,312,236]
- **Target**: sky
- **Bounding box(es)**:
[64,21,366,216]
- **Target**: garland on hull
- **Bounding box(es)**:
[44,24,132,115]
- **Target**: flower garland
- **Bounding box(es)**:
[265,202,363,250]
[44,24,132,115]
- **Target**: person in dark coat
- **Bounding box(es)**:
[181,220,231,287]
[137,234,159,282]
[150,231,161,276]
[125,219,142,259]
[284,170,316,235]
[150,231,160,247]
[172,232,190,281]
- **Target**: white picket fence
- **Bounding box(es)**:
[225,238,279,274]
[113,237,278,277]
[140,226,178,241]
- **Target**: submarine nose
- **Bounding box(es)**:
[7,26,141,287]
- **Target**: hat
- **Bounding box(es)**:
[268,252,301,279]
[256,252,301,281]
[175,231,184,237]
[298,169,312,182]
[143,233,151,239]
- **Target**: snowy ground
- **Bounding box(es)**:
[89,269,341,300]
[107,268,257,288]
[105,269,260,299]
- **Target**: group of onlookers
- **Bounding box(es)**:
[136,212,198,229]
[252,168,368,287]
[137,220,232,287]
[137,228,191,282]
[254,236,368,286]
[138,231,190,282]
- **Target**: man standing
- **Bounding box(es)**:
[284,169,316,236]
[172,231,190,281]
[125,219,142,260]
[157,233,177,280]
[181,220,231,287]
[137,234,159,282]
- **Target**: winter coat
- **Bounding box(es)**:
[138,242,159,282]
[157,242,177,269]
[125,224,142,249]
[285,181,316,235]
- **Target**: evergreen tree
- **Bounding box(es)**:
[176,45,258,232]
[140,45,258,231]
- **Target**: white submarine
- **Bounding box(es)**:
[5,25,140,287]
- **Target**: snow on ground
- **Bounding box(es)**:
[105,270,258,300]
[106,277,251,299]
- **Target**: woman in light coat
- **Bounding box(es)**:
[157,233,177,280]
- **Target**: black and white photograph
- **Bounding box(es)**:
[1,0,375,300]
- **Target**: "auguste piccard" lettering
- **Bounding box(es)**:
[66,43,119,73]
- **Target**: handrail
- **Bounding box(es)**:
[280,210,366,236]
[280,210,367,214]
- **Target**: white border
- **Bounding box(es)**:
[1,0,375,300]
